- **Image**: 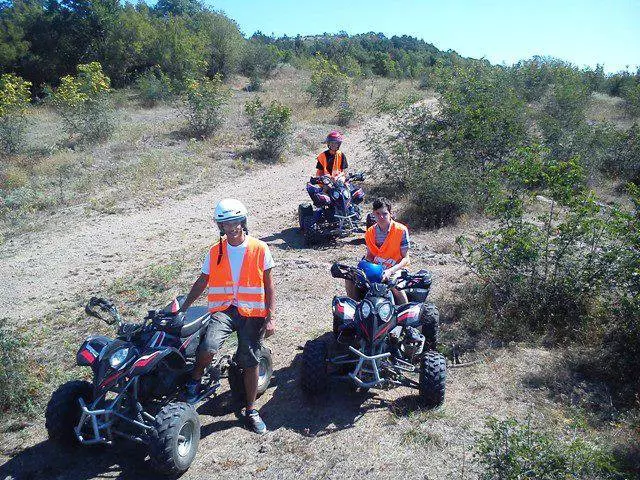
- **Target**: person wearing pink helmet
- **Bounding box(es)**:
[306,131,364,214]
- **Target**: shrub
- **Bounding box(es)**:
[136,67,175,106]
[245,98,292,161]
[0,319,37,414]
[336,99,355,126]
[0,73,32,155]
[307,55,349,107]
[475,417,619,480]
[49,62,114,143]
[181,74,230,138]
[615,123,640,184]
[621,81,640,117]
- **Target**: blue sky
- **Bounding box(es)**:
[208,0,639,73]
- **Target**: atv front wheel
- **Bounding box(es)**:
[418,351,446,408]
[300,339,329,394]
[149,402,200,475]
[228,345,273,402]
[45,380,93,445]
[420,302,440,349]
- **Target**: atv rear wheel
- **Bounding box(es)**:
[149,402,200,475]
[420,302,440,349]
[45,380,93,445]
[419,351,446,408]
[298,203,314,234]
[300,339,329,394]
[228,345,273,402]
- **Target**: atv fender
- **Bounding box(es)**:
[77,335,111,367]
[128,348,186,377]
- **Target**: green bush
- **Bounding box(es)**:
[459,150,640,400]
[336,100,355,126]
[0,73,32,155]
[307,55,349,107]
[475,417,619,480]
[245,98,292,161]
[615,123,640,184]
[621,81,640,117]
[136,67,175,106]
[0,319,37,414]
[49,62,114,143]
[181,74,231,138]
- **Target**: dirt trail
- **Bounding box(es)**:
[1,104,549,480]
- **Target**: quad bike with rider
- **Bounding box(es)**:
[298,172,366,245]
[300,261,445,407]
[45,296,272,476]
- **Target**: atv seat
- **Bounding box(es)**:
[180,306,211,337]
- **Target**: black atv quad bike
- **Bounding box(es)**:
[300,263,445,408]
[45,297,273,476]
[298,172,367,245]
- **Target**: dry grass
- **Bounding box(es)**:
[1,68,424,243]
[587,92,638,129]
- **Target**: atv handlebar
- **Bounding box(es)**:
[330,262,427,291]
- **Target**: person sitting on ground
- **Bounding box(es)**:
[179,198,275,435]
[345,197,410,304]
[306,130,364,216]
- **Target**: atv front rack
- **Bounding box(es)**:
[347,346,393,389]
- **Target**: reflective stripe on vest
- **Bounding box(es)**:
[365,220,407,268]
[206,236,268,317]
[316,151,343,176]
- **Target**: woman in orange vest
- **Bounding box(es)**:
[179,198,275,434]
[346,197,410,304]
[306,131,364,212]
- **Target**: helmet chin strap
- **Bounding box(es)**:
[216,219,249,265]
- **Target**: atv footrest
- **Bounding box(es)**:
[348,346,391,389]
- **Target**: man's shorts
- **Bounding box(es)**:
[199,306,266,368]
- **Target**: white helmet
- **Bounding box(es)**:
[214,198,247,223]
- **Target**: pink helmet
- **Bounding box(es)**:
[325,130,344,144]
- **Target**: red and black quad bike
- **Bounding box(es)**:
[298,172,367,246]
[45,297,273,476]
[300,263,445,408]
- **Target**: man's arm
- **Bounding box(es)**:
[263,268,275,337]
[179,273,209,312]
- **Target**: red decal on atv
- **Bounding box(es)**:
[336,303,344,314]
[99,371,124,389]
[180,335,194,351]
[80,349,95,363]
[132,351,160,369]
[359,321,370,339]
[397,305,420,324]
[374,322,393,340]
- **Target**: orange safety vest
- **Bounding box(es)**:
[365,220,408,268]
[206,236,268,318]
[316,150,344,177]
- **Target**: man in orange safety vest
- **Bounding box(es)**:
[179,198,275,434]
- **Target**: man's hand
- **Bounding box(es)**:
[264,312,275,338]
[381,269,392,283]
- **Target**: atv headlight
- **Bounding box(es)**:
[109,347,129,369]
[359,300,372,318]
[377,302,393,322]
[332,191,340,199]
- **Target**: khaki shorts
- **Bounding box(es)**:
[199,306,266,368]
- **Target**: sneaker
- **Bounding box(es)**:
[185,379,201,404]
[244,409,267,434]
